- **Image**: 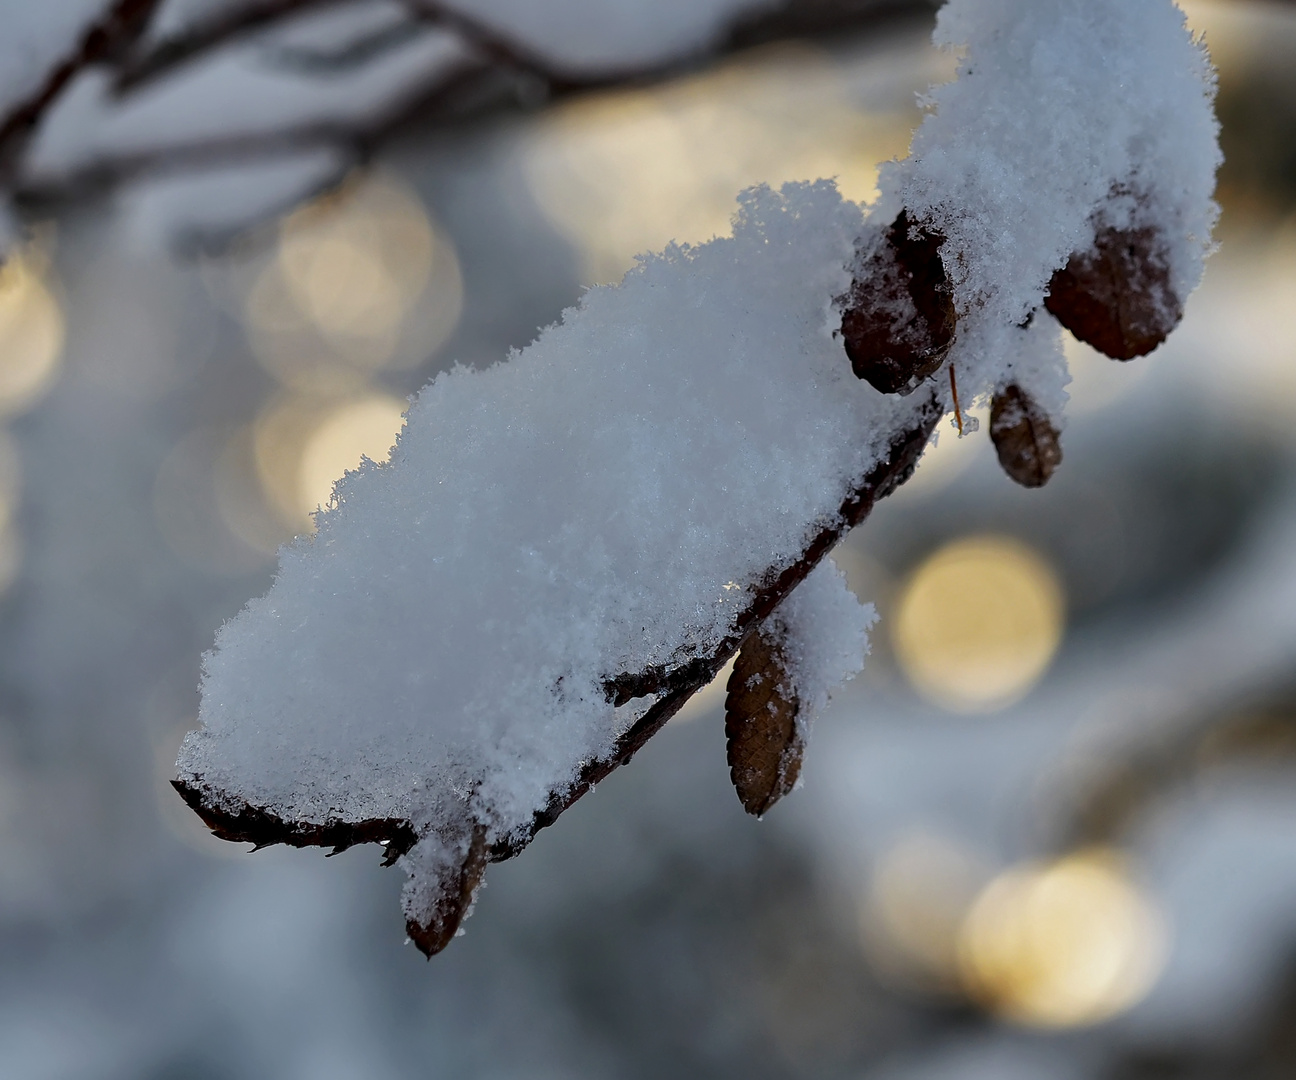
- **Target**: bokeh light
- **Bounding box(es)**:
[154,427,274,574]
[958,849,1167,1028]
[0,249,64,416]
[523,44,929,283]
[296,393,407,520]
[242,171,462,392]
[893,535,1065,712]
[892,411,988,501]
[862,831,988,993]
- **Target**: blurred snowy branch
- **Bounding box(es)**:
[0,0,937,241]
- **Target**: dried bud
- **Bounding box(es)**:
[840,211,957,395]
[725,625,803,817]
[990,384,1063,489]
[1044,224,1182,360]
[404,824,489,957]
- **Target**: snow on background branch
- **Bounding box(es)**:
[0,0,935,246]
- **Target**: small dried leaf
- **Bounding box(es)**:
[840,211,957,395]
[1044,224,1182,360]
[725,626,803,817]
[990,384,1063,488]
[405,825,489,958]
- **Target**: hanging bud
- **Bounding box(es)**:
[990,384,1063,489]
[1044,224,1182,360]
[840,211,957,395]
[403,824,489,957]
[725,624,803,817]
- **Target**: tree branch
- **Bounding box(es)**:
[172,395,943,869]
[11,0,940,210]
[0,0,162,179]
[113,0,352,92]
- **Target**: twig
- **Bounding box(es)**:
[173,396,943,866]
[12,1,940,209]
[949,363,963,435]
[0,0,162,178]
[113,0,348,92]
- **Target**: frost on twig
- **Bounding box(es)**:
[175,0,1220,956]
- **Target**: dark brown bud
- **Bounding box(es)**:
[990,384,1063,489]
[725,624,803,817]
[840,210,957,395]
[406,824,489,957]
[1044,224,1182,360]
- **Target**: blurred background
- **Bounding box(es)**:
[2,0,1296,1076]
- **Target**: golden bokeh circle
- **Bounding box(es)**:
[0,256,64,415]
[892,535,1065,712]
[958,850,1167,1028]
[296,394,407,520]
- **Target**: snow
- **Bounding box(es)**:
[878,0,1219,419]
[0,1,108,120]
[431,0,780,72]
[148,0,249,41]
[180,179,924,841]
[179,0,1220,925]
[25,26,467,188]
[116,148,348,251]
[768,558,875,724]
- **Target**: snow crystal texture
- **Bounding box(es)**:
[769,559,876,725]
[180,0,1220,882]
[880,0,1220,420]
[181,182,925,840]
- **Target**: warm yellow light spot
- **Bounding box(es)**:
[243,171,462,391]
[893,535,1064,712]
[296,394,407,520]
[0,254,64,415]
[671,655,736,724]
[861,832,987,992]
[523,44,921,283]
[958,850,1167,1028]
[278,178,429,339]
[893,411,989,501]
[252,394,328,532]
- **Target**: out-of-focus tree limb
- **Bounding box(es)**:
[114,0,350,91]
[6,0,940,215]
[0,0,161,178]
[174,397,943,874]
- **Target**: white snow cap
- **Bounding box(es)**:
[881,0,1219,415]
[181,179,922,841]
[768,559,876,727]
[180,0,1220,922]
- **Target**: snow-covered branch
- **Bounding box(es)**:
[169,0,1221,957]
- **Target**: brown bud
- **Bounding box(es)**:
[990,384,1063,489]
[725,625,803,817]
[405,824,489,957]
[1044,224,1182,360]
[840,211,957,395]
